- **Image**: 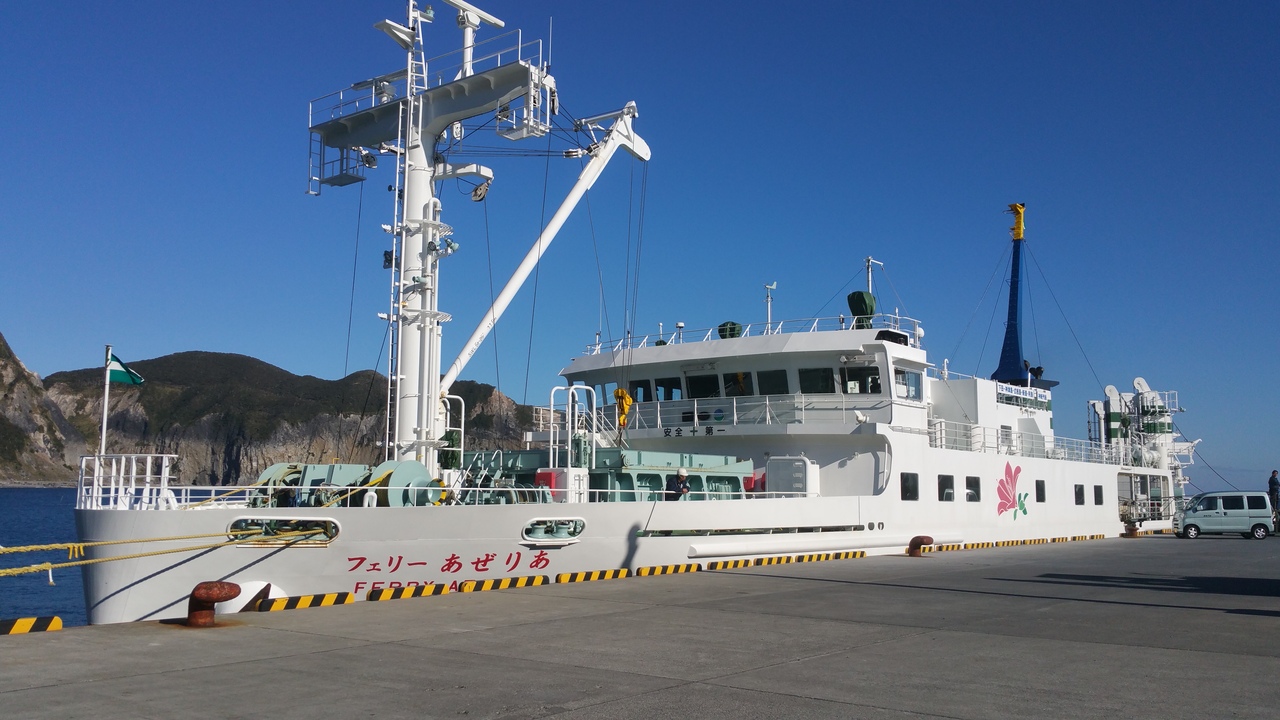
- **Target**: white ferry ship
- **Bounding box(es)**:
[74,1,1199,625]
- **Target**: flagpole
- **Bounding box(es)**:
[99,344,111,457]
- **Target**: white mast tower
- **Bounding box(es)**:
[306,1,648,478]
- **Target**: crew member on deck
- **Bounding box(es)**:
[667,468,690,501]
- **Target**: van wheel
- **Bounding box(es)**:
[1183,525,1200,539]
[1252,524,1269,540]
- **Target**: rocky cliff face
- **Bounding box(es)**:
[0,333,85,483]
[0,336,530,486]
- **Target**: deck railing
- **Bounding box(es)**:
[584,312,923,355]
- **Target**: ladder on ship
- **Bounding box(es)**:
[381,55,428,459]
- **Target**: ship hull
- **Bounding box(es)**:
[77,453,1133,625]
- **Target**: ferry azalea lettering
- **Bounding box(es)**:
[996,462,1029,519]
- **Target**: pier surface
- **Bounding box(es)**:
[3,535,1279,719]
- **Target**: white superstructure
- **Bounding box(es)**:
[73,2,1199,625]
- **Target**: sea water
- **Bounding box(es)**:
[0,488,87,627]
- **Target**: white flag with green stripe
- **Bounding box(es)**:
[107,354,144,385]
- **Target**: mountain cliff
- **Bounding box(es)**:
[0,333,532,486]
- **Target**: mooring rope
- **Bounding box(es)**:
[0,529,325,579]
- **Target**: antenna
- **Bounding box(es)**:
[764,282,777,331]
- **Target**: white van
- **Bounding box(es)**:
[1174,491,1274,539]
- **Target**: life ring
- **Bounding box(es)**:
[430,478,448,506]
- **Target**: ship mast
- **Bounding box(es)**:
[307,1,647,477]
[990,203,1056,389]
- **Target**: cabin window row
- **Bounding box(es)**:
[901,475,1081,505]
[612,364,925,402]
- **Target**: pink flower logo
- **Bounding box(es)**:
[996,462,1029,519]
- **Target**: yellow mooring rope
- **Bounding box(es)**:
[0,529,325,579]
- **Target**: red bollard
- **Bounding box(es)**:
[186,581,241,627]
[907,535,935,557]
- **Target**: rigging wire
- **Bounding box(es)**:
[947,241,1011,365]
[809,275,858,319]
[1172,419,1238,491]
[975,250,1011,376]
[1023,244,1044,368]
[521,129,556,405]
[1023,244,1105,394]
[877,263,910,320]
[481,198,502,394]
[344,323,391,462]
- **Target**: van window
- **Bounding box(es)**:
[757,370,789,395]
[799,368,835,394]
[1248,495,1269,510]
[722,372,754,397]
[686,374,720,399]
[1195,497,1218,512]
[655,377,682,401]
[1221,496,1245,511]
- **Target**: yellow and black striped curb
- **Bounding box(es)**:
[754,555,793,566]
[707,559,753,570]
[793,551,866,562]
[1136,529,1176,535]
[1,617,62,634]
[927,536,1102,553]
[367,583,448,601]
[635,564,700,576]
[460,575,550,592]
[257,592,354,612]
[555,569,630,583]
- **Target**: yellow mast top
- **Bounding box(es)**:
[1008,203,1025,241]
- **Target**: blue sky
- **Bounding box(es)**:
[1,1,1276,491]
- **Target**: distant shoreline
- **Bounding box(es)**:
[0,481,77,488]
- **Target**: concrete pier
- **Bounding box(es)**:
[3,535,1278,719]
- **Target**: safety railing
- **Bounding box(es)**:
[308,31,540,127]
[927,420,1124,465]
[584,312,923,355]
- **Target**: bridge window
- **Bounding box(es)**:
[655,377,682,401]
[757,369,789,395]
[723,371,754,397]
[686,374,720,399]
[799,368,835,394]
[894,369,922,400]
[627,379,652,402]
[841,366,881,394]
